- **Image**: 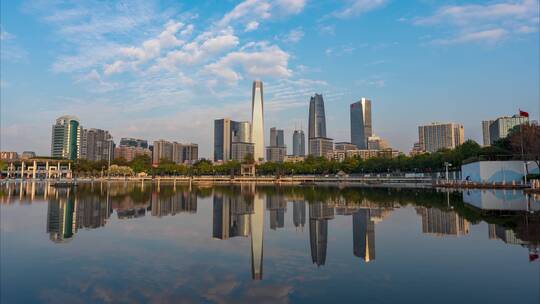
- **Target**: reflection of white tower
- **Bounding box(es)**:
[250,193,264,280]
[251,81,264,162]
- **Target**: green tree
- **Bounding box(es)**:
[130,155,151,173]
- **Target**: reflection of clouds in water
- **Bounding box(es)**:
[38,260,295,304]
[4,184,539,303]
[239,284,293,304]
[40,289,86,304]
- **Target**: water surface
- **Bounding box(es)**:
[1,182,539,303]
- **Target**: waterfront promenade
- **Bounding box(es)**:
[3,175,539,193]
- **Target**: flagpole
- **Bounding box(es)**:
[519,110,526,184]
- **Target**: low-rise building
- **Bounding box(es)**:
[367,136,389,150]
[266,146,287,163]
[335,142,357,151]
[327,148,400,162]
[409,142,425,156]
[21,151,37,160]
[1,151,19,161]
[284,155,305,163]
[309,137,334,158]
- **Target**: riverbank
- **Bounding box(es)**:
[3,176,538,191]
[1,175,435,188]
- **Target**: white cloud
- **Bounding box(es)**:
[0,27,14,40]
[219,0,272,28]
[103,20,189,75]
[325,44,355,56]
[332,0,388,19]
[317,24,335,35]
[355,76,385,88]
[76,69,119,93]
[204,44,291,85]
[432,29,508,45]
[415,0,537,26]
[218,0,305,30]
[103,60,132,75]
[153,30,240,71]
[244,21,259,32]
[282,27,304,43]
[415,0,538,45]
[0,27,28,62]
[52,43,123,73]
[275,0,307,15]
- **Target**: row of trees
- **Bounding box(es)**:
[71,124,539,177]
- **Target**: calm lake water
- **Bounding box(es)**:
[1,181,539,304]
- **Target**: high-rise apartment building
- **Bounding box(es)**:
[308,94,327,140]
[152,140,174,164]
[251,81,265,162]
[114,146,151,162]
[214,119,251,162]
[292,130,305,156]
[51,115,83,160]
[83,128,113,162]
[350,98,372,149]
[152,140,197,165]
[488,115,529,145]
[418,123,464,153]
[481,120,494,146]
[172,142,184,164]
[116,137,151,161]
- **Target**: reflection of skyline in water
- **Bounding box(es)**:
[2,181,540,276]
[416,207,470,237]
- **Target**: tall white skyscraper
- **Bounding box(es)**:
[251,80,264,162]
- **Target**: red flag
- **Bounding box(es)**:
[519,109,529,118]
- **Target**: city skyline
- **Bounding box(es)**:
[2,0,539,158]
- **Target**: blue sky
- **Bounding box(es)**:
[1,0,539,157]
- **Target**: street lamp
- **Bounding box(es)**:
[444,162,452,183]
